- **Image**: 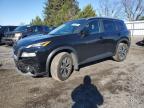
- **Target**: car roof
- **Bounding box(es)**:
[70,17,123,22]
[87,17,121,20]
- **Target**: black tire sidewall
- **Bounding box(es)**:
[57,53,73,81]
[117,43,128,61]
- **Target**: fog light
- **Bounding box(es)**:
[21,52,36,57]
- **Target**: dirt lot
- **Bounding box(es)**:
[0,37,144,108]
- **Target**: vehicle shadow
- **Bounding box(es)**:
[71,75,104,108]
[136,41,144,47]
[79,57,112,69]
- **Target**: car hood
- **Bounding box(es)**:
[15,34,54,48]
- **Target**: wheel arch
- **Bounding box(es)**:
[114,37,130,55]
[46,46,79,77]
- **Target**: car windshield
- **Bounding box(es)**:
[14,26,30,31]
[49,19,86,35]
[0,26,5,32]
[0,26,3,31]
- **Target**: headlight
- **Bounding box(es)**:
[21,52,36,57]
[26,41,51,48]
[15,33,22,39]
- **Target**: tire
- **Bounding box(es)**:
[50,52,73,81]
[113,43,129,62]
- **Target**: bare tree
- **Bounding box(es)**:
[121,0,144,21]
[97,0,122,18]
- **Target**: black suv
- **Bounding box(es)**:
[13,17,131,81]
[0,26,17,44]
[3,25,49,45]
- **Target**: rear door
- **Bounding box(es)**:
[100,19,118,54]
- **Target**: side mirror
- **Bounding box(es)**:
[80,27,89,37]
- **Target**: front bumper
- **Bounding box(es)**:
[13,48,49,76]
[14,57,40,73]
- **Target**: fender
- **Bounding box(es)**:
[46,46,79,76]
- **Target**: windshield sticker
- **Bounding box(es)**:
[71,23,80,26]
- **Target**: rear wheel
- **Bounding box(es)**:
[50,52,73,81]
[113,43,129,62]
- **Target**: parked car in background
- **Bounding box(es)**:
[142,37,144,45]
[2,25,49,45]
[0,26,17,44]
[13,17,131,81]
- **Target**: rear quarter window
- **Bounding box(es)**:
[115,21,127,31]
[103,20,116,32]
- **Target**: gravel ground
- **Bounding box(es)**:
[0,37,144,108]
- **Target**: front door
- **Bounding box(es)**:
[76,19,107,64]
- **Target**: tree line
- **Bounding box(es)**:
[31,0,144,26]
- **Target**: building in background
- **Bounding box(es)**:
[125,21,144,37]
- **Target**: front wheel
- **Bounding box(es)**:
[113,43,129,62]
[50,52,73,81]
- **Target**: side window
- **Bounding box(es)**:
[44,26,49,32]
[4,27,9,32]
[9,27,15,31]
[32,26,39,32]
[103,20,116,32]
[87,20,100,34]
[27,26,34,32]
[37,26,43,32]
[9,27,13,31]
